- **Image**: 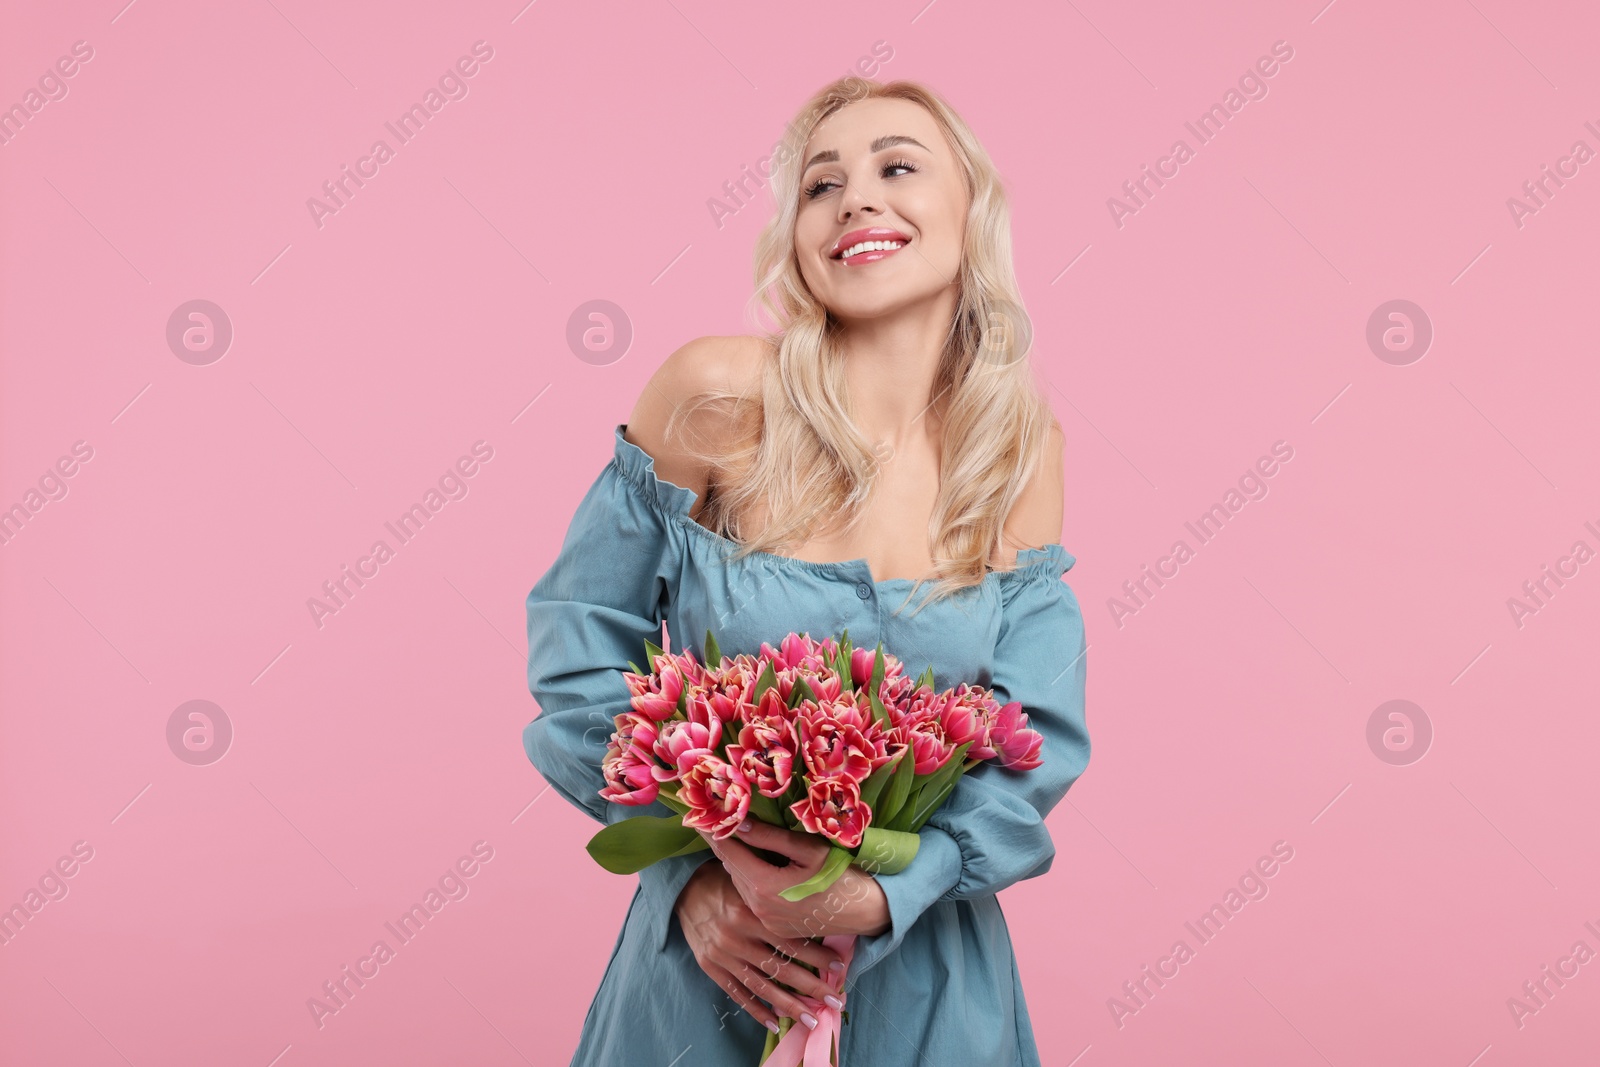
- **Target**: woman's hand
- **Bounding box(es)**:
[699,819,892,940]
[674,858,850,1034]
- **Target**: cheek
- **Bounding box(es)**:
[900,190,963,252]
[794,219,829,266]
[931,211,968,270]
[795,245,830,290]
[795,207,831,247]
[938,191,968,245]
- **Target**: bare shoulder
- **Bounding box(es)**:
[623,335,769,502]
[994,417,1066,568]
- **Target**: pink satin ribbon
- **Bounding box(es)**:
[761,933,857,1067]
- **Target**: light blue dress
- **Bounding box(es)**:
[524,423,1091,1066]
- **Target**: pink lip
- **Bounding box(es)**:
[829,227,912,263]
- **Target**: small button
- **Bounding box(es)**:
[855,581,872,599]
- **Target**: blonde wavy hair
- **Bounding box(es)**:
[667,75,1059,615]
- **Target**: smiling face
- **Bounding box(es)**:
[793,96,969,325]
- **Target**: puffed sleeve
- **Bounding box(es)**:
[847,545,1090,977]
[523,423,717,954]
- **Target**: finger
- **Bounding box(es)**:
[751,941,847,1005]
[733,819,830,862]
[704,963,780,1035]
[701,832,756,885]
[720,863,758,909]
[721,830,832,892]
[733,956,825,1028]
[709,833,787,887]
[767,934,848,979]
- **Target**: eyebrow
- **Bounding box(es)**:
[801,135,930,175]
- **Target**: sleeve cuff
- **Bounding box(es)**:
[842,825,963,980]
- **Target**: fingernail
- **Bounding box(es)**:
[737,818,752,832]
[824,994,843,1010]
[800,1011,818,1029]
[765,1019,780,1034]
[829,960,845,973]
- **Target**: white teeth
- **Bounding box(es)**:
[839,240,904,260]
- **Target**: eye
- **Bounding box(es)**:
[802,157,921,200]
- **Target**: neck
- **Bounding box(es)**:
[836,289,958,449]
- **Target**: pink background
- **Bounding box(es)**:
[3,0,1597,1064]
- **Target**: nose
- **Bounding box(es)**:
[837,175,881,222]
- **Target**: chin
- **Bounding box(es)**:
[826,287,948,321]
[825,298,903,322]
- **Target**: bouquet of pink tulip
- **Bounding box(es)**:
[585,628,1045,1066]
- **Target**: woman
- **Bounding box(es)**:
[524,76,1090,1066]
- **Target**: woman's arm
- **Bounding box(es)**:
[844,574,1089,983]
[686,424,1086,979]
[699,563,1089,973]
[844,421,1090,978]
[523,336,760,951]
[522,417,715,946]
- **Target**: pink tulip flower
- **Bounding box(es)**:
[790,775,870,848]
[650,715,722,783]
[677,751,754,839]
[990,701,1045,770]
[598,747,660,806]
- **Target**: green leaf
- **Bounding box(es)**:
[916,665,935,690]
[749,793,784,826]
[654,788,689,815]
[667,832,713,858]
[883,742,969,832]
[585,813,700,875]
[877,743,919,826]
[868,686,888,727]
[779,845,853,901]
[852,826,921,875]
[889,741,971,831]
[752,659,779,705]
[907,776,961,833]
[704,629,721,669]
[883,787,919,833]
[866,644,889,725]
[926,740,973,797]
[790,674,817,709]
[643,639,665,673]
[779,792,802,831]
[857,753,898,813]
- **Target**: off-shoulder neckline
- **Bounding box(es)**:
[609,422,1074,586]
